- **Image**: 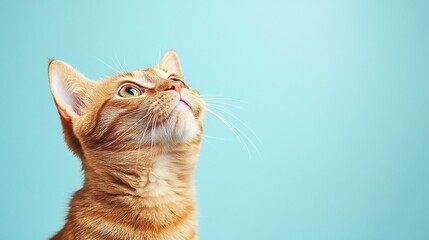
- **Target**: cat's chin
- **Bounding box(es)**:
[166,103,199,142]
[146,103,199,144]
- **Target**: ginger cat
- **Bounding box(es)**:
[48,50,204,240]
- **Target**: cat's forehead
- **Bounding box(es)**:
[113,68,168,88]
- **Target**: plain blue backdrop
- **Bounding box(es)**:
[1,0,429,239]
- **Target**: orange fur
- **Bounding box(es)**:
[48,51,204,240]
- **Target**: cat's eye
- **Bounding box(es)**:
[118,84,143,98]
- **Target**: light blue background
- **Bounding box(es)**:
[1,0,428,239]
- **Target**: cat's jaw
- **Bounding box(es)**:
[167,107,200,142]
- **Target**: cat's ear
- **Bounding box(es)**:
[159,49,183,75]
[48,59,94,121]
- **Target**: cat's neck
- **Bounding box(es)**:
[80,142,200,206]
[61,146,199,240]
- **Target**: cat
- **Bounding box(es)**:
[48,50,205,240]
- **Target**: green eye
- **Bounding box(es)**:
[118,84,142,97]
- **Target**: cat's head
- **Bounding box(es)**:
[48,50,205,160]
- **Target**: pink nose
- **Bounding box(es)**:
[164,80,183,93]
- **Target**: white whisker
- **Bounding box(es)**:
[205,107,253,158]
[94,109,149,150]
[122,56,128,72]
[149,115,158,156]
[137,114,154,162]
[203,100,243,109]
[206,104,262,145]
[157,46,162,67]
[202,134,229,141]
[201,135,215,148]
[201,96,248,103]
[111,114,149,147]
[93,56,121,73]
[113,54,126,73]
[160,119,168,141]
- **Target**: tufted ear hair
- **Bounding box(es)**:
[48,59,94,121]
[48,59,95,158]
[158,49,183,76]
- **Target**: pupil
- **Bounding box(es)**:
[126,87,136,95]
